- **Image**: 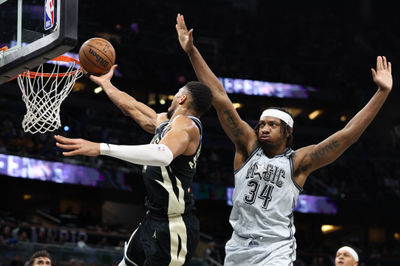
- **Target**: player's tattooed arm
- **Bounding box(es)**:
[293,138,343,187]
[222,110,244,138]
[293,56,392,187]
[296,140,340,171]
[215,107,257,157]
[309,140,340,161]
[176,13,257,156]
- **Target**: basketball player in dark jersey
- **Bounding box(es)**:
[176,14,392,265]
[54,69,213,265]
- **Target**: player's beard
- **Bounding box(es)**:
[167,108,174,119]
[258,134,286,154]
[258,139,276,152]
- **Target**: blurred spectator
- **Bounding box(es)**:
[96,237,108,249]
[18,230,30,242]
[0,225,11,244]
[0,225,18,245]
[204,241,222,265]
[59,229,69,245]
[28,250,51,266]
[69,258,76,266]
[335,246,359,266]
[37,228,47,243]
[10,255,23,266]
[77,234,89,249]
[47,228,57,244]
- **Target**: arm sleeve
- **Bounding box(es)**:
[100,143,174,166]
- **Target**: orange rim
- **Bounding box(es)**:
[0,46,8,51]
[19,55,81,78]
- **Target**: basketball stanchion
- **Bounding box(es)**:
[17,55,83,134]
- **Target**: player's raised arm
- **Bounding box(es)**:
[54,115,198,166]
[88,65,162,134]
[176,14,257,155]
[293,56,393,187]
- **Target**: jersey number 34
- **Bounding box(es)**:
[244,180,274,210]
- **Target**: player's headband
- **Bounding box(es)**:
[338,246,359,262]
[260,109,294,128]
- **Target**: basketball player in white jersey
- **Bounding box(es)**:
[176,13,393,265]
[335,246,359,266]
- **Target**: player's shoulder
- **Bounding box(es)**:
[292,144,316,173]
[171,115,200,133]
[294,145,315,158]
[172,114,197,124]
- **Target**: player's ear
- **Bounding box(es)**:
[178,94,188,105]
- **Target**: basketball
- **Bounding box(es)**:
[78,37,116,76]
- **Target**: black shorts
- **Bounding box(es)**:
[123,211,200,266]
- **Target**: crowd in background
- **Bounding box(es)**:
[1,103,399,201]
[0,219,125,250]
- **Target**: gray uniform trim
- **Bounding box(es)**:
[234,147,261,174]
[289,152,303,192]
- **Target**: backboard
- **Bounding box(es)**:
[0,0,78,85]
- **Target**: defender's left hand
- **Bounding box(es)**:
[371,56,393,92]
[176,13,194,54]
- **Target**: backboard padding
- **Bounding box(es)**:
[0,0,79,84]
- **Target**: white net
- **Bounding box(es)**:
[17,57,83,134]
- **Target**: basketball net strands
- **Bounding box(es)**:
[0,0,80,134]
[15,55,83,134]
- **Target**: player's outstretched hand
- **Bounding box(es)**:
[54,135,100,156]
[86,64,118,87]
[371,56,392,92]
[176,13,194,54]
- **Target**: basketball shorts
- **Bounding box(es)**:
[224,232,297,266]
[120,211,200,266]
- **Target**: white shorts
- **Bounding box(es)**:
[224,233,297,266]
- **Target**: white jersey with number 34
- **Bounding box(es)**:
[229,147,302,240]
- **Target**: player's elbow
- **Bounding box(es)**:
[212,94,231,111]
[157,157,173,166]
[152,144,174,166]
[341,128,361,146]
[351,135,361,144]
[213,86,228,99]
[138,119,157,134]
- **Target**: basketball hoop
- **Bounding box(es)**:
[17,55,83,134]
[0,46,9,59]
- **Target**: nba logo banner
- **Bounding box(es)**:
[44,0,55,30]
